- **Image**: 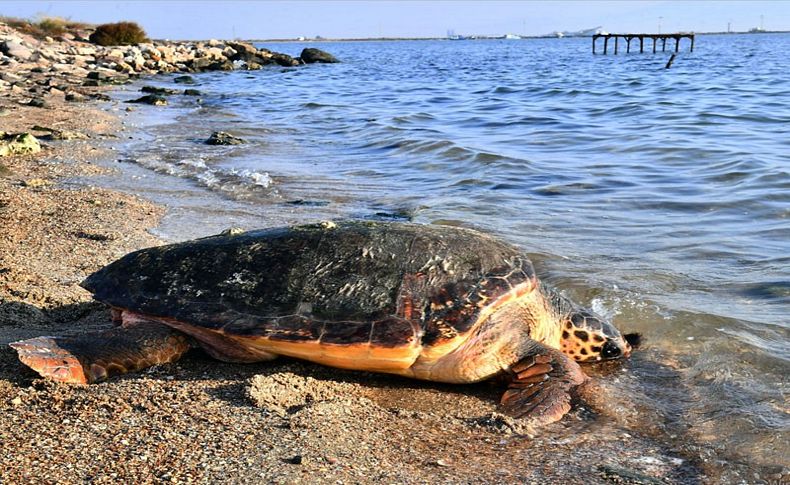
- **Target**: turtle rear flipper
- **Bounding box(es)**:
[10,322,191,384]
[500,346,587,425]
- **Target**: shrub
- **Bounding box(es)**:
[0,16,92,40]
[36,17,67,35]
[89,21,148,46]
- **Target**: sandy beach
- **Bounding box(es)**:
[1,22,784,484]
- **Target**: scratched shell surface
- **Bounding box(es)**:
[82,221,536,347]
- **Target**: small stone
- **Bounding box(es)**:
[126,94,167,106]
[87,71,110,80]
[0,132,42,157]
[288,455,304,465]
[435,459,452,467]
[41,130,89,141]
[183,89,201,96]
[10,396,22,406]
[206,131,245,145]
[22,178,53,188]
[220,227,245,236]
[141,86,178,95]
[27,98,47,108]
[173,75,195,84]
[65,92,87,102]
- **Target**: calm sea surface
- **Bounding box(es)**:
[108,34,788,473]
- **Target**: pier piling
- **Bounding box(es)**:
[593,33,695,55]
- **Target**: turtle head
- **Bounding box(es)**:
[559,310,633,362]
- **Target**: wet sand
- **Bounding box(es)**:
[1,35,785,485]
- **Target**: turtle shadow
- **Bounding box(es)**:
[192,352,502,415]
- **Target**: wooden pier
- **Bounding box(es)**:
[592,33,694,55]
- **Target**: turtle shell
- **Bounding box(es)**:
[83,221,536,356]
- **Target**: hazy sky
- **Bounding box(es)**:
[2,1,788,39]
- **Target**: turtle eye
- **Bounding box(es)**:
[601,340,622,359]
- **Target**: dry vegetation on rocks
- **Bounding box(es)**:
[88,21,149,46]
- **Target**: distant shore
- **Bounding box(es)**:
[250,29,790,43]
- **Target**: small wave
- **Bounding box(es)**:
[128,156,274,199]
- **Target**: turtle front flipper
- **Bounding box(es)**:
[500,346,587,425]
[10,321,192,384]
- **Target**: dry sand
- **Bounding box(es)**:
[1,36,782,485]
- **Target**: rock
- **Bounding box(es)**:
[0,132,42,157]
[0,40,33,61]
[126,94,168,106]
[40,130,89,141]
[65,92,87,102]
[206,131,247,145]
[226,42,259,61]
[300,48,339,64]
[141,86,178,95]
[288,455,304,465]
[205,60,234,71]
[271,53,299,67]
[0,72,22,83]
[206,131,245,145]
[0,163,11,176]
[87,70,112,80]
[204,47,225,60]
[27,98,47,108]
[183,89,201,96]
[173,75,195,84]
[22,178,53,188]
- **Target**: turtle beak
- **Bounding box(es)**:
[623,332,641,357]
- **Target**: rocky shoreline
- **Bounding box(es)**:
[0,21,774,485]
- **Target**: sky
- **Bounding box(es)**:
[2,1,789,39]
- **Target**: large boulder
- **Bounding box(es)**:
[299,48,339,64]
[227,41,259,62]
[271,52,300,67]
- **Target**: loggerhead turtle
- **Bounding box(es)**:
[11,221,637,424]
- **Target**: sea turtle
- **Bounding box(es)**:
[11,221,636,424]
